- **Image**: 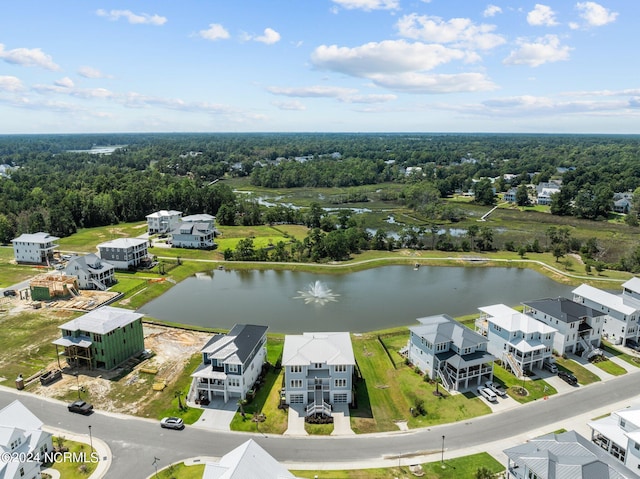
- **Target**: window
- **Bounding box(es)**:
[228,364,238,373]
[314,363,323,369]
[335,365,346,372]
[291,365,302,373]
[290,379,303,388]
[335,378,347,388]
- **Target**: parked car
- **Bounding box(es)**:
[543,360,558,373]
[558,370,578,385]
[68,400,93,415]
[477,386,498,402]
[3,289,16,297]
[626,339,640,351]
[484,381,507,397]
[160,417,185,430]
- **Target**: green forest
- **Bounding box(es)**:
[1,133,639,270]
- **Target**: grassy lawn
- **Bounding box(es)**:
[156,463,205,479]
[292,452,504,478]
[602,341,640,368]
[554,357,600,385]
[0,310,77,381]
[229,368,289,434]
[57,222,148,252]
[492,365,557,403]
[50,436,98,479]
[305,422,334,435]
[0,246,46,287]
[351,334,491,434]
[591,357,627,376]
[137,352,204,424]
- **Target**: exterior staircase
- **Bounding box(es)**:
[503,352,523,378]
[306,387,332,417]
[579,337,594,358]
[437,368,453,391]
[90,278,107,291]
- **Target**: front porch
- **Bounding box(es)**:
[191,364,233,403]
[435,350,496,391]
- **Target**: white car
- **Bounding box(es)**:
[160,417,184,430]
[477,386,497,403]
[484,381,507,397]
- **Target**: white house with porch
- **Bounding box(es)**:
[97,237,149,270]
[476,304,556,377]
[190,324,267,404]
[171,221,215,249]
[522,297,605,357]
[0,400,53,479]
[146,210,182,235]
[282,332,355,417]
[11,232,59,265]
[407,314,496,392]
[573,279,640,346]
[64,253,116,290]
[588,403,640,471]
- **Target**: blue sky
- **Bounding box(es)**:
[0,1,637,134]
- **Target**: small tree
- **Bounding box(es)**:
[517,245,527,259]
[475,466,493,479]
[174,390,185,411]
[238,399,247,418]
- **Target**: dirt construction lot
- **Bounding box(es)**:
[1,294,210,416]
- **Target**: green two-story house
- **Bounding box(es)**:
[53,306,145,370]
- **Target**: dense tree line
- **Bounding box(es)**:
[1,133,639,263]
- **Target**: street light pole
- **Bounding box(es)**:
[88,425,93,453]
[75,371,81,400]
[441,435,445,468]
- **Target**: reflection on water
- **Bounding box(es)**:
[138,265,575,333]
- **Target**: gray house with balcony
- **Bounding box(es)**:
[407,314,496,392]
[522,297,605,357]
[190,324,267,403]
[282,332,355,417]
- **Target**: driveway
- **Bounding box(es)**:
[191,397,238,431]
[284,404,307,436]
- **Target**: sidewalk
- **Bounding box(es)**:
[42,425,112,479]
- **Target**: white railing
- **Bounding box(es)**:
[306,401,332,417]
[90,278,107,291]
[437,368,452,391]
[579,337,593,358]
[503,352,523,378]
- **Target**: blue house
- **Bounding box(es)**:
[407,314,496,392]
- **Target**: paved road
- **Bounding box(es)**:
[3,370,640,478]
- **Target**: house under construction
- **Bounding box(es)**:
[29,273,79,301]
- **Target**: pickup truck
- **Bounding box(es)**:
[484,380,507,397]
[68,400,93,415]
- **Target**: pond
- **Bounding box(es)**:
[138,265,576,333]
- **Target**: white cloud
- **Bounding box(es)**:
[340,94,397,103]
[250,28,282,45]
[272,100,307,111]
[55,77,75,88]
[483,5,502,17]
[527,4,558,26]
[503,34,571,67]
[566,88,640,97]
[576,2,618,27]
[312,40,467,76]
[199,24,230,41]
[395,14,505,50]
[267,85,358,98]
[331,0,399,11]
[367,72,497,93]
[0,75,24,92]
[78,66,110,79]
[96,9,167,26]
[0,44,60,71]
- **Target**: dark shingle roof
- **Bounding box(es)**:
[523,297,605,324]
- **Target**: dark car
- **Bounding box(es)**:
[68,400,93,415]
[3,290,16,297]
[160,417,185,430]
[626,339,640,351]
[558,370,578,385]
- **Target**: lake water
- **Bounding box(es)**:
[138,265,576,333]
